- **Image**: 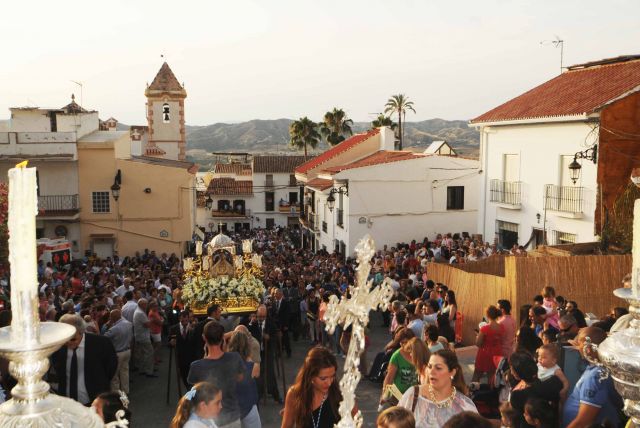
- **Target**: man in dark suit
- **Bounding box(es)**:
[273,288,291,357]
[191,304,222,360]
[249,304,282,403]
[169,310,194,388]
[51,314,117,405]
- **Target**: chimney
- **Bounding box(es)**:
[379,126,396,151]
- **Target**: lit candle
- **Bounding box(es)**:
[633,200,640,298]
[195,241,203,256]
[242,239,252,254]
[8,163,40,344]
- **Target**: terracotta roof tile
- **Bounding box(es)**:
[214,163,252,175]
[148,62,184,92]
[253,155,309,173]
[324,151,423,173]
[295,129,380,174]
[471,56,640,123]
[207,178,253,195]
[306,178,333,191]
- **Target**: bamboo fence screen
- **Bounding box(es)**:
[427,254,631,345]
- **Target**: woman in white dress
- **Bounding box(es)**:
[399,349,478,428]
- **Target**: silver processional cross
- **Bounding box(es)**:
[324,235,394,428]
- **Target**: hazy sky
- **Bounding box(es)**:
[2,0,639,125]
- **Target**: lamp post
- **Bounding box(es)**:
[326,185,349,213]
[110,169,122,201]
[568,146,598,184]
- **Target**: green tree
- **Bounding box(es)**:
[320,108,353,146]
[384,94,416,150]
[289,117,321,159]
[371,114,397,130]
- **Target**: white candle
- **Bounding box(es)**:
[242,239,252,254]
[8,165,40,344]
[195,241,203,256]
[633,200,640,298]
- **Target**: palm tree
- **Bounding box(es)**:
[320,108,353,146]
[371,114,397,130]
[384,94,416,150]
[289,117,321,159]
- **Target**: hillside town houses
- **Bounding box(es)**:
[471,54,640,250]
[294,127,480,254]
[0,62,196,259]
[195,155,307,233]
[2,54,640,261]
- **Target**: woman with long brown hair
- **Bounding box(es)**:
[170,382,222,428]
[281,346,347,428]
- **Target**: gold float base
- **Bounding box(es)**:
[191,297,260,316]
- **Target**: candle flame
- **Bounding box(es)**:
[15,160,29,168]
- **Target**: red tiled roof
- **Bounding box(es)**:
[214,163,252,175]
[471,56,640,123]
[148,62,184,92]
[295,128,380,174]
[324,151,423,173]
[207,178,253,195]
[253,155,309,173]
[306,178,333,191]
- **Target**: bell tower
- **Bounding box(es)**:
[144,62,187,160]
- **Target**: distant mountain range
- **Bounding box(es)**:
[184,118,479,169]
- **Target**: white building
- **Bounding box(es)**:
[470,55,640,249]
[0,96,96,258]
[296,127,479,255]
[251,155,307,229]
[199,155,308,232]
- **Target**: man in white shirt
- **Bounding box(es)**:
[121,291,138,323]
[133,298,155,377]
[115,278,134,297]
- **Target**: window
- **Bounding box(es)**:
[265,192,274,211]
[553,230,577,245]
[92,191,110,213]
[217,200,230,211]
[266,218,275,229]
[266,174,274,187]
[446,186,464,210]
[289,174,297,186]
[289,192,298,204]
[162,103,170,123]
[503,154,519,182]
[496,220,519,249]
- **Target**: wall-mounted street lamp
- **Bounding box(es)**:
[110,169,122,201]
[205,195,213,209]
[568,146,598,184]
[326,185,349,212]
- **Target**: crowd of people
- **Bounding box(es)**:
[0,226,633,428]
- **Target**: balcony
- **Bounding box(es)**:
[210,208,249,218]
[37,194,79,218]
[337,209,344,228]
[490,179,521,209]
[278,203,299,214]
[544,184,584,218]
[300,211,319,232]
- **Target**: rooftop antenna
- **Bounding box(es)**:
[540,36,564,74]
[70,80,83,107]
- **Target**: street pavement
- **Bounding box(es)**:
[128,312,477,427]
